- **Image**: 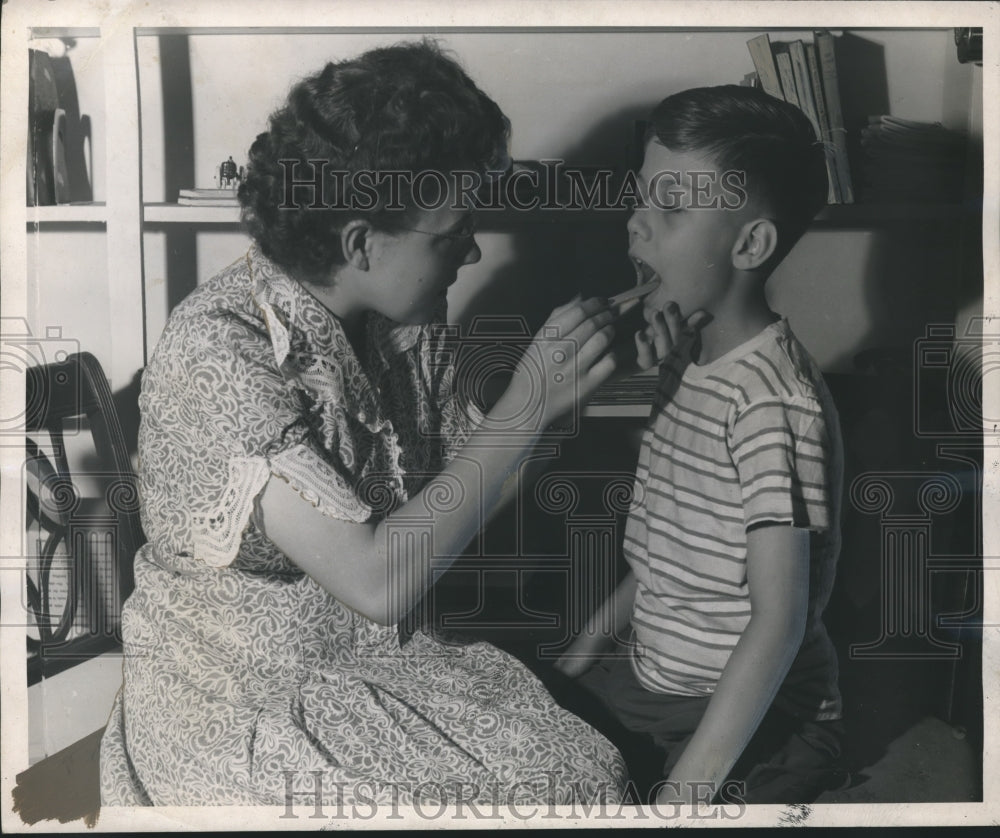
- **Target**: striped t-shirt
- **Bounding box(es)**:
[624,318,843,721]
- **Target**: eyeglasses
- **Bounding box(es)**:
[398,215,478,243]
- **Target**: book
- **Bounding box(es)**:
[589,370,659,406]
[788,42,822,145]
[773,47,799,108]
[788,40,839,204]
[178,188,239,199]
[805,41,841,203]
[177,187,240,207]
[814,31,855,203]
[746,34,784,101]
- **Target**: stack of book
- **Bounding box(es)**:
[587,370,659,407]
[177,188,240,207]
[746,31,854,204]
[858,116,969,203]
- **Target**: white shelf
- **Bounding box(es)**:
[26,203,107,224]
[144,203,241,224]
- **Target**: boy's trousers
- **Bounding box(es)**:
[554,652,845,805]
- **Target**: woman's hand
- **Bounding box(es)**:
[501,296,618,430]
[634,301,712,371]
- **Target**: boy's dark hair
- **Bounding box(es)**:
[240,40,509,280]
[646,85,828,270]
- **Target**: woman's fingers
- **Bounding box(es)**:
[546,295,611,337]
[537,298,616,374]
[583,352,618,394]
[571,320,616,369]
[518,298,622,423]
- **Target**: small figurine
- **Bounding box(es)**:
[219,156,241,189]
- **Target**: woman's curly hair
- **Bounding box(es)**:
[239,40,510,280]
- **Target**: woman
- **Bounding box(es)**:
[100,41,627,807]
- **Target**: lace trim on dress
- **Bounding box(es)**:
[270,444,372,523]
[257,299,291,370]
[192,456,272,568]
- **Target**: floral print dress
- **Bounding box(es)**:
[99,246,626,807]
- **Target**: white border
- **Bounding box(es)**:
[2,0,997,831]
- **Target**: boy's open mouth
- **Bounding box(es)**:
[608,256,661,309]
[631,255,660,285]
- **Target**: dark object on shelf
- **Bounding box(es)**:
[25,352,143,685]
[27,49,68,206]
[27,45,93,206]
[218,155,245,189]
[955,28,983,65]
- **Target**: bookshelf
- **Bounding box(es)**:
[17,23,984,396]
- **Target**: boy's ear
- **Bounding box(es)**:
[731,218,778,271]
[340,219,372,270]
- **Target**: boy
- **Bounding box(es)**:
[556,85,845,806]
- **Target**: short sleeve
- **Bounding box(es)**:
[418,324,484,462]
[729,397,833,532]
[138,308,369,570]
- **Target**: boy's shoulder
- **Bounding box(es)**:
[701,318,826,407]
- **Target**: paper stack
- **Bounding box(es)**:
[858,117,969,203]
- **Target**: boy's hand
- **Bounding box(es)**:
[554,631,615,678]
[633,301,712,371]
[655,780,695,808]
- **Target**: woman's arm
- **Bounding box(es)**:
[657,524,809,805]
[257,297,618,626]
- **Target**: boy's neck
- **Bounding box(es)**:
[693,283,779,365]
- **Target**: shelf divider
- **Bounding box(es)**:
[26,203,108,224]
[103,20,146,390]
